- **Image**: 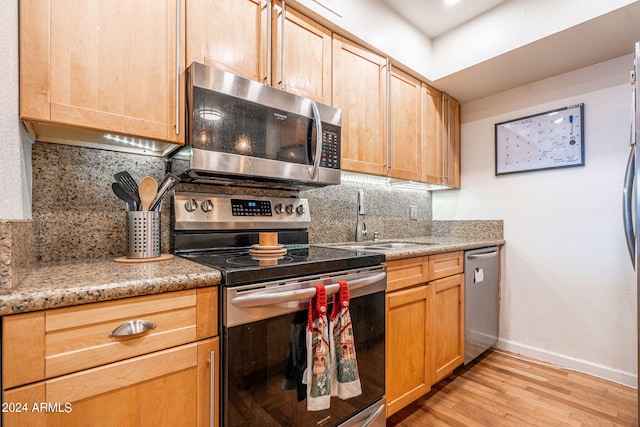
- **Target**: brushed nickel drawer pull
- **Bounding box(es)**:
[109,320,157,338]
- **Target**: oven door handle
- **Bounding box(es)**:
[230,271,386,308]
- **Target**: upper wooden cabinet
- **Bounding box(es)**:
[20,0,185,145]
[422,84,461,188]
[448,96,462,188]
[272,1,332,103]
[186,0,269,83]
[389,66,422,181]
[333,35,388,176]
[187,0,332,104]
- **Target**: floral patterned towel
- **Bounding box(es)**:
[304,284,331,411]
[330,281,362,399]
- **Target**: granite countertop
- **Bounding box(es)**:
[0,256,221,316]
[319,236,506,261]
[1,235,504,317]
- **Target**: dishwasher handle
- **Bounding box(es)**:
[466,249,499,260]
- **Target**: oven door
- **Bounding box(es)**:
[223,266,386,427]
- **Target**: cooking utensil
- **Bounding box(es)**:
[114,171,140,210]
[111,182,136,211]
[139,176,158,211]
[149,173,180,212]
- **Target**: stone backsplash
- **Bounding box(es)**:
[0,220,36,294]
[28,142,500,262]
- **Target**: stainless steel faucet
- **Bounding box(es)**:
[355,188,368,242]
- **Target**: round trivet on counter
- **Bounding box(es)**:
[114,254,175,263]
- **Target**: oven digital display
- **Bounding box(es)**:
[231,199,272,216]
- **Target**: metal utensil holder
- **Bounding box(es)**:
[127,211,160,259]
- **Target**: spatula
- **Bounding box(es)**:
[139,176,158,211]
[114,171,141,210]
[111,182,136,211]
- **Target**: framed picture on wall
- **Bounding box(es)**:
[495,103,584,175]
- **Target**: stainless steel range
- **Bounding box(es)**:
[172,191,387,427]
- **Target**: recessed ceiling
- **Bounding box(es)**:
[379,0,508,38]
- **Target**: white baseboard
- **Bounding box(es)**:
[496,338,638,388]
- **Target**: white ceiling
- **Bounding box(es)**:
[378,0,507,38]
[378,0,640,102]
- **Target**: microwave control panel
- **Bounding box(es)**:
[320,124,340,169]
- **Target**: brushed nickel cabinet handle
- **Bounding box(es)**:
[175,0,181,135]
[109,320,157,338]
[209,350,216,427]
[280,0,286,89]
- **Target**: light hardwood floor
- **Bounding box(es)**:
[387,349,637,426]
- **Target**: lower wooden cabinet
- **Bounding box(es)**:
[431,273,464,384]
[385,252,464,417]
[4,339,219,427]
[2,288,219,427]
[386,285,431,417]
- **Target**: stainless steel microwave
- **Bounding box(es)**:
[169,62,341,189]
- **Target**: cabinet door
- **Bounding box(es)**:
[3,339,219,427]
[386,285,430,417]
[332,35,387,176]
[447,97,461,188]
[186,0,268,83]
[20,0,185,144]
[422,84,444,184]
[422,88,461,187]
[272,2,332,103]
[389,67,422,181]
[431,273,464,384]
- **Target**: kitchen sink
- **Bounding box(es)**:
[335,242,439,251]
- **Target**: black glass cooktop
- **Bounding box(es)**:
[181,245,385,286]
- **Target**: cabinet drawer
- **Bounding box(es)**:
[385,257,428,292]
[3,288,218,389]
[428,251,463,280]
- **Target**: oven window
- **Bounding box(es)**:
[223,291,385,427]
[192,88,315,166]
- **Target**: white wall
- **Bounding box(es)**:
[292,0,434,77]
[433,54,637,386]
[0,1,31,220]
[432,0,635,79]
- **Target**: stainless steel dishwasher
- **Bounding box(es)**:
[464,246,499,364]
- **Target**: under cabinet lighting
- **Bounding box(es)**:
[104,134,157,150]
[341,171,389,186]
[388,179,450,191]
[340,171,451,191]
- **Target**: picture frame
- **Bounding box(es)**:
[495,103,584,175]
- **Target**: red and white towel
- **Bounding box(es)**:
[305,284,331,411]
[303,282,361,411]
[330,281,362,400]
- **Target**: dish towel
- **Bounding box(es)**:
[304,284,331,411]
[330,280,362,399]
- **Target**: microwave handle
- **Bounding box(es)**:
[309,100,323,180]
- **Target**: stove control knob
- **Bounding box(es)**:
[184,199,198,213]
[201,199,214,213]
[274,203,284,214]
[285,204,294,215]
[296,204,305,215]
